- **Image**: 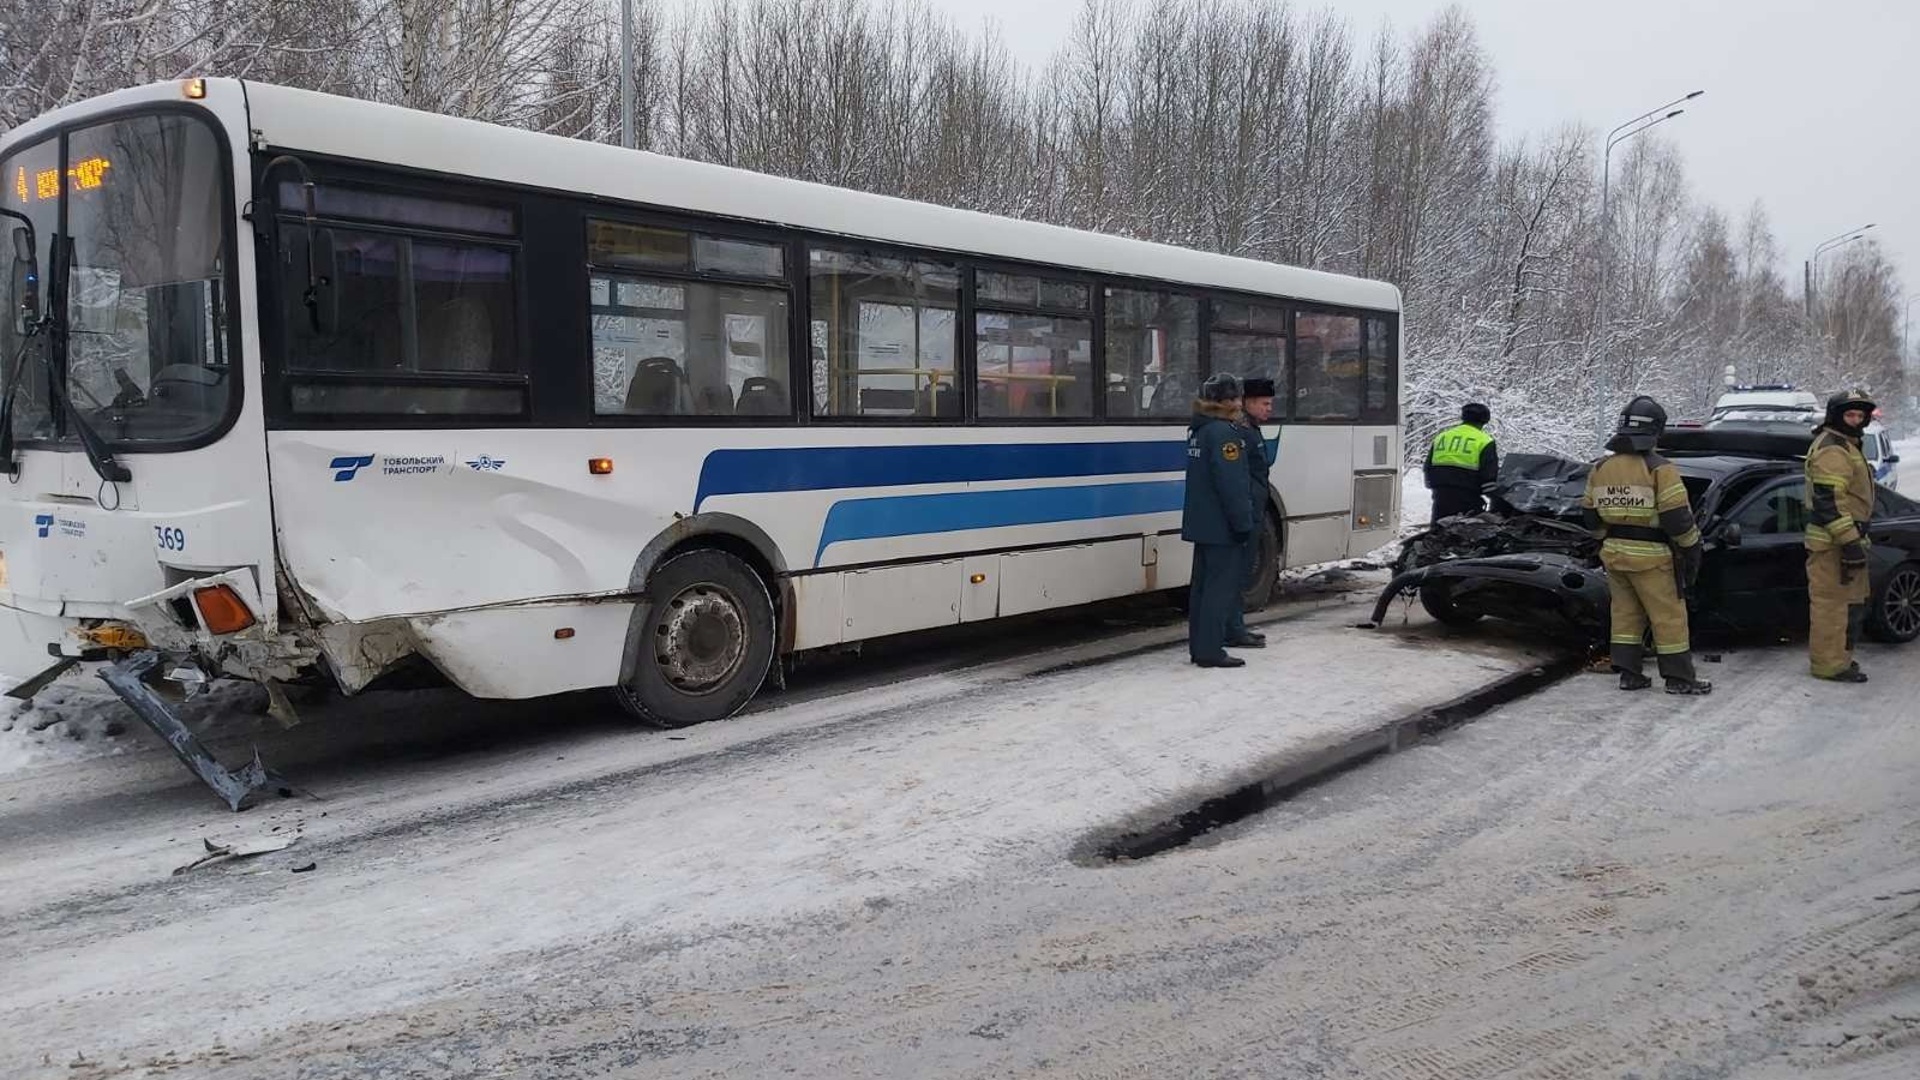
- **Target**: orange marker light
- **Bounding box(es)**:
[588,457,614,475]
[969,573,987,584]
[192,585,257,635]
[183,78,207,100]
[554,628,576,640]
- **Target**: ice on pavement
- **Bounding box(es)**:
[0,600,1548,1064]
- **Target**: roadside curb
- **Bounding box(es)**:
[1070,650,1588,864]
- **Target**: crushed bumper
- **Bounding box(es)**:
[1371,552,1610,637]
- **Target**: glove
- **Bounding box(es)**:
[1680,544,1702,589]
[1840,541,1868,584]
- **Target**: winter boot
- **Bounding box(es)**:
[1664,677,1713,696]
[1618,671,1653,691]
[1818,663,1870,684]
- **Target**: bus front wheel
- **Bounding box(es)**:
[616,549,776,728]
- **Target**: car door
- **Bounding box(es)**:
[1707,477,1811,633]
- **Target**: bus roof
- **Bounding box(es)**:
[6,79,1400,314]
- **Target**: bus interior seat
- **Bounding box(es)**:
[976,379,1009,418]
[626,356,688,414]
[693,382,736,415]
[1148,375,1188,415]
[1060,361,1092,417]
[929,382,960,418]
[735,376,787,415]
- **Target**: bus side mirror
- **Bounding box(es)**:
[11,225,30,263]
[1888,453,1901,465]
[306,227,338,337]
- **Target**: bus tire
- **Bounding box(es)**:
[616,549,776,729]
[1242,513,1281,611]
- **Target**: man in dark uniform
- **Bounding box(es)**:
[1225,377,1277,649]
[1581,396,1712,695]
[1425,402,1498,520]
[1183,373,1254,668]
[1805,388,1878,682]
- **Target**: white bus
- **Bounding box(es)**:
[0,79,1402,742]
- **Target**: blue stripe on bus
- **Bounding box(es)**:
[694,441,1190,511]
[814,480,1186,566]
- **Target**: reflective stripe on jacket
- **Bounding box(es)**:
[1582,452,1699,570]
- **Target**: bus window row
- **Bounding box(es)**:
[270,184,1396,425]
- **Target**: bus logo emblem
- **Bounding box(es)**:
[329,455,375,482]
[34,513,53,537]
[464,456,506,472]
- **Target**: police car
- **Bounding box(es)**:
[1863,418,1898,491]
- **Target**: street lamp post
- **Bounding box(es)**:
[1805,223,1875,322]
[1594,90,1703,432]
[620,0,636,149]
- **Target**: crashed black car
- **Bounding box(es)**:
[1373,425,1920,646]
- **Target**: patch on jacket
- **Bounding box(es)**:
[1592,484,1654,510]
[1222,441,1241,462]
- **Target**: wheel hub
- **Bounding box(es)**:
[1887,570,1920,639]
[654,583,748,694]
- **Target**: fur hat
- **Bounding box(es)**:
[1199,373,1243,403]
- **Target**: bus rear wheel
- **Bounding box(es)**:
[616,549,776,728]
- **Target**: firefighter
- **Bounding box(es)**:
[1582,396,1712,694]
[1425,402,1499,520]
[1805,388,1877,682]
[1183,373,1254,668]
[1225,376,1277,649]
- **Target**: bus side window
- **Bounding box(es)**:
[809,247,958,420]
[1293,311,1364,422]
[588,220,792,420]
[1209,298,1288,411]
[279,189,525,418]
[1104,288,1198,419]
[975,270,1092,421]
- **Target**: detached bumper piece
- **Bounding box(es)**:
[97,650,299,812]
[1368,553,1610,636]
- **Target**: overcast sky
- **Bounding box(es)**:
[902,0,1916,305]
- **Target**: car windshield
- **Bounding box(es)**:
[0,111,230,447]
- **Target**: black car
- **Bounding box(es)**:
[1372,426,1920,646]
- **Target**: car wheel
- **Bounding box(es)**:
[1866,561,1920,644]
[1241,513,1281,611]
[1419,581,1483,627]
[616,549,776,728]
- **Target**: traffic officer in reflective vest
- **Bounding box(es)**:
[1582,396,1712,694]
[1425,403,1498,520]
[1805,388,1877,682]
[1225,376,1277,649]
[1183,373,1255,668]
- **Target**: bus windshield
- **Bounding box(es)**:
[0,111,231,448]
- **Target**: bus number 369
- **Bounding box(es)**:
[153,526,187,552]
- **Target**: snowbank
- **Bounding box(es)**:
[0,675,137,776]
[0,670,266,777]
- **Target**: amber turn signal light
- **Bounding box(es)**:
[192,584,257,635]
[588,457,614,475]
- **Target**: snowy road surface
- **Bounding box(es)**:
[5,575,1917,1079]
[2,580,1556,1077]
